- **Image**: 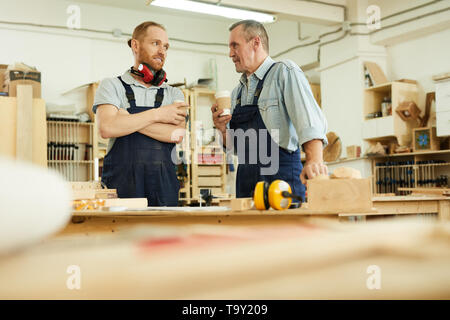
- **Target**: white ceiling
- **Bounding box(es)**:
[72,0,239,23]
[73,0,346,25]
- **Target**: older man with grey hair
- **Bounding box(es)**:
[211,20,328,201]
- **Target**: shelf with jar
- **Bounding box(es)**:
[362,81,420,146]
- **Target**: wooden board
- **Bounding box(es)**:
[70,181,102,190]
[198,176,222,187]
[432,72,450,82]
[197,165,222,176]
[398,187,450,196]
[95,189,118,199]
[16,85,33,162]
[71,189,96,200]
[0,96,47,167]
[1,220,450,299]
[309,83,321,107]
[364,61,388,86]
[103,198,148,208]
[307,179,373,212]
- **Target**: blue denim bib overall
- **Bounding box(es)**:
[229,63,305,201]
[101,77,179,206]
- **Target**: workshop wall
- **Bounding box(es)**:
[387,27,450,125]
[0,0,237,106]
[0,0,324,112]
[319,0,449,156]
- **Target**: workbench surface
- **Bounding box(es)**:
[0,219,449,299]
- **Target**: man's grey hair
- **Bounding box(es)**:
[229,20,269,53]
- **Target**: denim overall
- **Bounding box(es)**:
[101,76,180,206]
[229,63,305,201]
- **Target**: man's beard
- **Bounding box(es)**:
[139,47,164,71]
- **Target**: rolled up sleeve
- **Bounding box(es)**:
[170,87,185,103]
[93,78,122,114]
[281,66,328,149]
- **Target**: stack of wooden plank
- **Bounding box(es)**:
[70,182,147,210]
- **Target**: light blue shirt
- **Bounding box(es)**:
[231,56,328,151]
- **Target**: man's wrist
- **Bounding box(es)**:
[304,158,324,165]
[149,108,160,123]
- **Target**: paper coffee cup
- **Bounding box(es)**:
[215,90,231,117]
[174,100,189,121]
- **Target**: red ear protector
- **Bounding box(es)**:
[253,180,303,210]
[130,62,167,86]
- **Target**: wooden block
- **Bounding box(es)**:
[16,85,33,162]
[103,198,148,208]
[197,165,222,176]
[312,174,330,180]
[230,198,254,211]
[95,189,118,199]
[330,167,362,179]
[396,101,421,121]
[413,127,440,152]
[346,145,361,158]
[70,181,102,190]
[71,189,96,200]
[307,179,373,213]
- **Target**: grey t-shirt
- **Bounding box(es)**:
[93,70,184,153]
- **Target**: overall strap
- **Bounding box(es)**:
[154,87,165,108]
[118,76,136,108]
[252,62,277,105]
[236,62,278,106]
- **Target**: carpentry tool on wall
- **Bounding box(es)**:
[253,180,303,211]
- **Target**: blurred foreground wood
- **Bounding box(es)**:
[0,218,449,299]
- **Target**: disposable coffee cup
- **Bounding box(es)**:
[174,100,189,120]
[215,90,231,116]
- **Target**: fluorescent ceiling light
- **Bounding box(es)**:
[151,0,276,23]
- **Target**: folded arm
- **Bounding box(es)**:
[96,103,186,140]
[118,108,186,143]
[96,104,161,139]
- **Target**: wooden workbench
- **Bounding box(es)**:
[62,196,450,236]
[0,218,449,299]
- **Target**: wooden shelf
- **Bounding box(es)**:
[365,82,392,93]
[368,149,450,158]
[363,81,419,145]
[369,149,450,195]
[46,120,93,126]
[48,160,94,164]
